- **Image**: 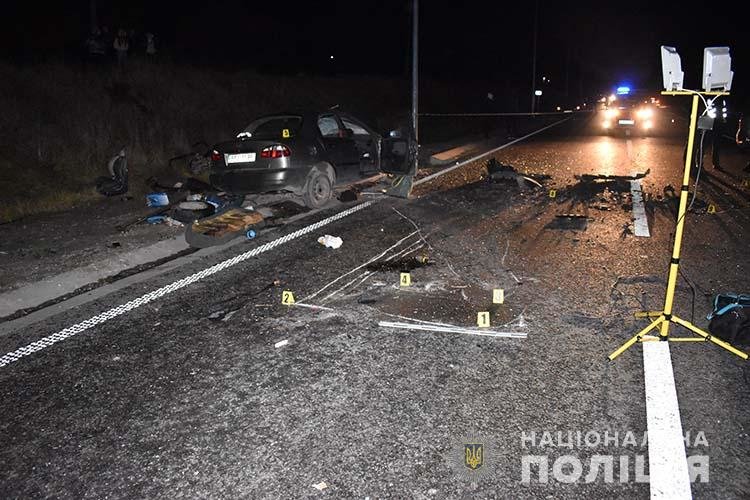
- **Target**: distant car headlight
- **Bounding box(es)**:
[604,108,619,119]
[636,107,654,119]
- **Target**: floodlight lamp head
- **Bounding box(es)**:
[661,45,684,91]
[702,47,733,92]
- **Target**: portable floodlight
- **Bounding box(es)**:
[702,47,733,92]
[610,46,747,363]
[660,46,684,91]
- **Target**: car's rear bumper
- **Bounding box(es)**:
[209,168,308,194]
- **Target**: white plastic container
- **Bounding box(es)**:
[317,235,343,249]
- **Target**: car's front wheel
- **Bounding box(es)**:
[302,168,333,209]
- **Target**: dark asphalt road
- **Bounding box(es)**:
[1,115,749,499]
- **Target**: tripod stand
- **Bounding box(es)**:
[609,90,748,361]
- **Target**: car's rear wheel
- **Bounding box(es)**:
[302,168,333,209]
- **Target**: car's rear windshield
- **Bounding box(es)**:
[242,115,303,140]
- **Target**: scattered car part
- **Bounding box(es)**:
[185,207,265,248]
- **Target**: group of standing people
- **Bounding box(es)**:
[85,27,157,65]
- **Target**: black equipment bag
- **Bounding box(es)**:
[706,293,750,345]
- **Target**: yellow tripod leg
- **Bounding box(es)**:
[634,311,662,319]
[660,94,701,338]
[671,315,749,360]
[609,316,664,361]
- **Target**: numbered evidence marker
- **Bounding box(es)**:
[492,288,505,304]
[400,272,411,287]
[548,189,557,198]
[707,204,717,214]
[282,290,295,305]
[477,311,491,327]
[282,128,290,138]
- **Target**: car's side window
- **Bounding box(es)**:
[317,115,341,138]
[341,117,370,137]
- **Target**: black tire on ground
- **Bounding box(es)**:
[171,206,214,224]
[302,168,333,209]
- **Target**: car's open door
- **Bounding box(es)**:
[380,132,417,177]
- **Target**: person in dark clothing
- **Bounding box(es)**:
[709,99,728,170]
[736,113,750,172]
[682,99,728,171]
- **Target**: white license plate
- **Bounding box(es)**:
[226,152,256,164]
[618,119,635,125]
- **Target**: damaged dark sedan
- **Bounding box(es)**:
[208,110,413,208]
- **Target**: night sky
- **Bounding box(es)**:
[2,1,748,103]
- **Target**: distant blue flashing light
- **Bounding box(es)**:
[616,86,631,95]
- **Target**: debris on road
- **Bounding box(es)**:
[366,254,430,272]
[274,339,290,348]
[221,310,238,322]
[338,189,359,202]
[294,303,335,311]
[164,216,184,227]
[318,234,343,249]
[378,320,527,338]
[186,207,265,248]
[485,158,543,190]
[146,192,170,207]
[172,200,215,223]
[574,169,650,182]
[312,481,328,491]
[146,215,166,224]
[555,213,588,219]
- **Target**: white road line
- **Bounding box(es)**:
[642,340,692,499]
[0,201,375,369]
[630,179,650,237]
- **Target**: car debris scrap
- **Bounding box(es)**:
[486,158,543,189]
[185,207,265,248]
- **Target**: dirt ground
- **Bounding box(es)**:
[0,195,185,293]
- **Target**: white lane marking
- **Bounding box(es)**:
[0,201,374,369]
[630,179,650,237]
[642,341,692,499]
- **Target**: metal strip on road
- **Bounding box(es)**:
[643,341,692,499]
[631,179,651,237]
[414,117,571,186]
[0,201,375,369]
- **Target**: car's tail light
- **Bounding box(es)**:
[210,150,221,162]
[260,145,291,159]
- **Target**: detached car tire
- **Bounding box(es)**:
[171,201,215,223]
[302,168,333,209]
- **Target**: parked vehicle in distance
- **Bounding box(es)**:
[208,110,413,208]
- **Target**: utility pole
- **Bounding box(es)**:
[530,0,538,113]
[90,0,98,33]
[412,0,419,155]
[565,45,571,99]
